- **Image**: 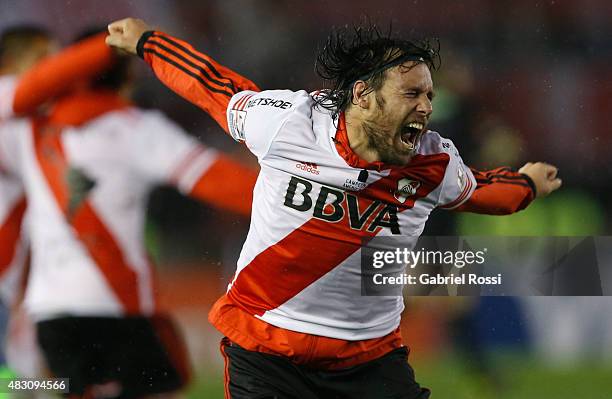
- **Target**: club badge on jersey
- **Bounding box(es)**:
[394,178,421,203]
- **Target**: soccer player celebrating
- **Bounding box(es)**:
[107,18,561,399]
[0,31,258,398]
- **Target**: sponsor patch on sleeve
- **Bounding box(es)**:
[244,97,293,110]
[227,93,256,142]
[228,109,247,142]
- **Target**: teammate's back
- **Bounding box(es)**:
[0,104,221,318]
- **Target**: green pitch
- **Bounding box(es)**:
[186,354,612,399]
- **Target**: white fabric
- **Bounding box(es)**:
[0,74,28,307]
[0,108,218,320]
[0,76,16,121]
[226,90,476,340]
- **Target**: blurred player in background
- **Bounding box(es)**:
[0,25,57,379]
[106,18,562,399]
[0,30,258,398]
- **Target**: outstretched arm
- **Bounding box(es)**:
[12,33,116,115]
[106,18,260,134]
[126,110,257,217]
[186,154,257,217]
[456,162,561,214]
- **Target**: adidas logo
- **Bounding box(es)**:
[296,161,320,175]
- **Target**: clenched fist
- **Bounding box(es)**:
[519,162,562,198]
[106,18,152,54]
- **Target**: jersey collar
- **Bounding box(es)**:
[333,112,390,171]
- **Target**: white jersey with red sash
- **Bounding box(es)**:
[218,89,476,340]
[0,92,220,320]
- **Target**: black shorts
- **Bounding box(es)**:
[220,338,431,399]
[37,315,190,398]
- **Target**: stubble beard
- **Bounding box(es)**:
[362,121,405,165]
[362,94,412,166]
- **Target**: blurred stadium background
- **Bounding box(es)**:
[1,0,612,397]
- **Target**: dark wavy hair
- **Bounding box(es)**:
[314,23,440,120]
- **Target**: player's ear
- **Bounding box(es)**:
[351,81,371,110]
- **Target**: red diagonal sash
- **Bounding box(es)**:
[229,153,450,315]
[32,119,142,313]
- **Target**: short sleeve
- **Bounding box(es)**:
[226,89,306,159]
[0,76,17,121]
[125,110,219,193]
[436,137,476,209]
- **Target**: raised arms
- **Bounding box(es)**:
[456,162,561,214]
[106,18,260,133]
[13,33,116,115]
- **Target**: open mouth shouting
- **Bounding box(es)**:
[400,121,426,151]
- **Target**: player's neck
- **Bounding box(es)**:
[344,111,381,163]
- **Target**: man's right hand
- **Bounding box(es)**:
[106,18,152,55]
